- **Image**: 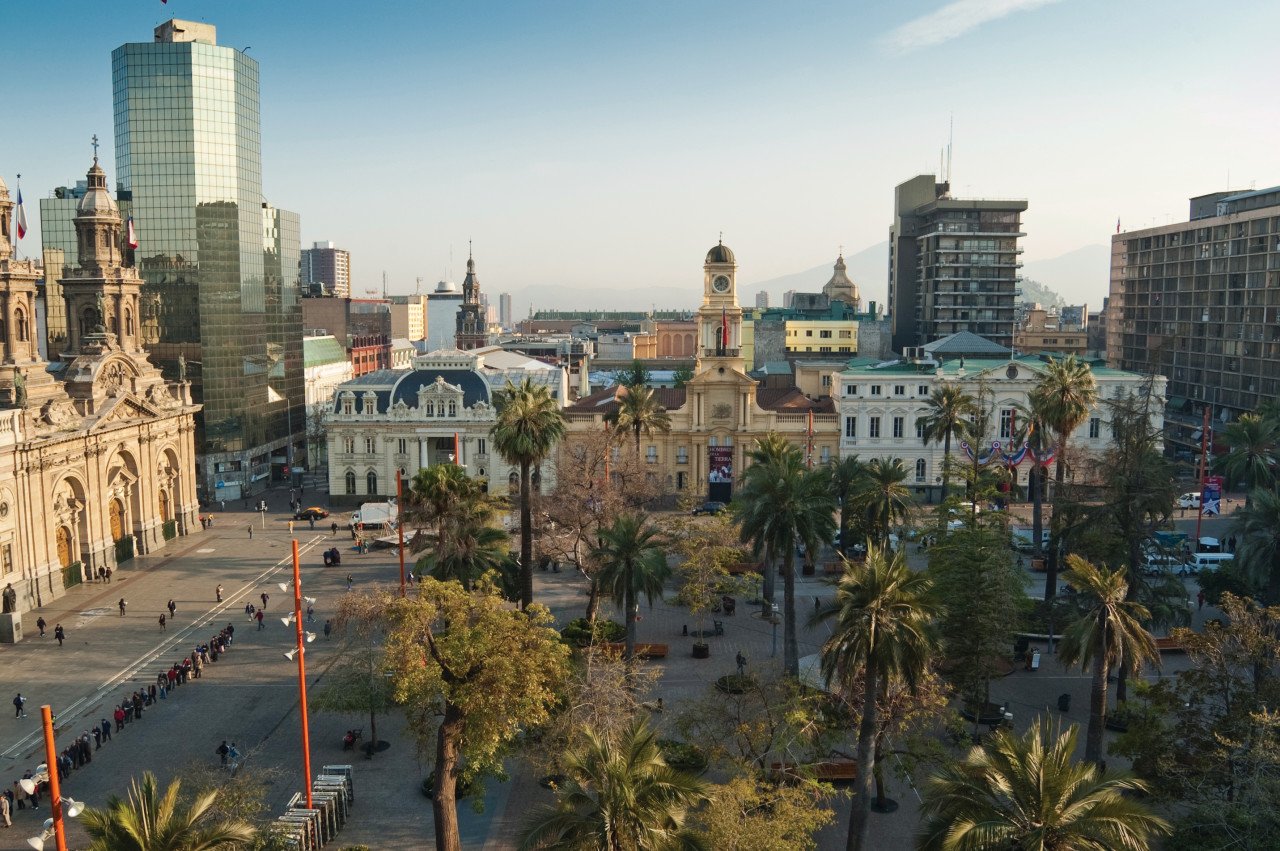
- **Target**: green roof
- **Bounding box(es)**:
[304,336,348,368]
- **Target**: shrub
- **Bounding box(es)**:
[658,739,708,774]
[560,617,625,648]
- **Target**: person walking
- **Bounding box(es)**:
[54,624,65,647]
[247,525,253,540]
[255,609,265,631]
[1198,589,1206,610]
[13,693,26,719]
[92,725,101,750]
[323,619,332,640]
[105,567,113,583]
[288,520,294,535]
[217,740,229,769]
[216,584,223,603]
[346,574,353,592]
[306,603,315,623]
[100,717,111,743]
[159,614,167,631]
[167,599,177,618]
[735,651,747,676]
[35,617,46,637]
[260,592,269,609]
[228,742,240,772]
[309,517,316,530]
[331,521,338,537]
[1,786,10,827]
[118,598,126,617]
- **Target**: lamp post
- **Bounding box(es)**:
[396,470,406,598]
[37,706,66,851]
[287,540,314,809]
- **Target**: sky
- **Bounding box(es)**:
[3,0,1278,311]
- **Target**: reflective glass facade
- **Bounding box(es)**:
[112,33,303,494]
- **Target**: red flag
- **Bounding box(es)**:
[721,308,728,350]
[127,216,139,249]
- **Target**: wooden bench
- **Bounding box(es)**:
[1154,636,1185,653]
[769,760,858,782]
[604,642,669,659]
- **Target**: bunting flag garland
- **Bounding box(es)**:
[961,438,1054,467]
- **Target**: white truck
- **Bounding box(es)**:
[349,501,398,532]
[1011,527,1050,552]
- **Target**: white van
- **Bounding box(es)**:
[1190,553,1234,572]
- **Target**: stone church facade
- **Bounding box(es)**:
[0,161,199,616]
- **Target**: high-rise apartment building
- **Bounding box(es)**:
[112,19,303,495]
[499,292,512,329]
[782,289,796,308]
[755,290,769,309]
[1107,185,1280,455]
[301,241,351,297]
[888,175,1026,352]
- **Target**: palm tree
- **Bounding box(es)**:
[853,458,913,547]
[492,378,567,610]
[734,433,836,677]
[1013,399,1053,558]
[418,516,510,590]
[917,718,1169,851]
[812,546,936,851]
[919,385,977,498]
[1212,412,1278,499]
[1057,556,1159,766]
[1032,355,1098,600]
[1231,487,1280,603]
[519,719,709,851]
[81,772,257,851]
[829,455,865,551]
[592,514,671,661]
[606,383,672,457]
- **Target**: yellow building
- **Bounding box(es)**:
[1014,307,1087,356]
[563,242,839,500]
[783,318,858,356]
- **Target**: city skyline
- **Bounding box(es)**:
[4,0,1278,312]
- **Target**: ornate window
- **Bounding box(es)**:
[15,309,27,342]
[365,436,376,453]
[345,471,356,494]
[448,401,457,417]
[916,459,927,481]
[425,401,434,416]
[343,436,355,454]
[366,471,378,494]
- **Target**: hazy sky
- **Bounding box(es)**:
[3,0,1277,308]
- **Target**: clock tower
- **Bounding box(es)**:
[696,239,743,369]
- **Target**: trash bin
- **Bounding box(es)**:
[1057,693,1071,712]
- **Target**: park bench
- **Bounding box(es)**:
[769,760,858,782]
[1154,636,1185,653]
[604,642,669,659]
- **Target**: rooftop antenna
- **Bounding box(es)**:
[946,113,953,183]
[415,276,422,296]
[382,270,388,298]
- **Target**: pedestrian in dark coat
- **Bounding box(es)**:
[54,624,64,646]
[35,617,46,637]
[100,717,112,742]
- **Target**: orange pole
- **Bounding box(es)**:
[41,705,67,851]
[291,540,314,809]
[453,431,460,465]
[396,470,406,598]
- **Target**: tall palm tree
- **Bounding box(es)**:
[917,718,1169,851]
[734,433,836,677]
[1231,487,1280,603]
[408,463,487,532]
[853,457,913,547]
[1032,355,1098,600]
[919,385,977,498]
[1212,412,1279,499]
[829,455,866,551]
[592,514,671,661]
[1013,399,1052,557]
[607,384,672,457]
[519,719,709,851]
[81,772,257,851]
[492,378,567,610]
[1057,556,1159,766]
[418,516,510,590]
[812,546,936,851]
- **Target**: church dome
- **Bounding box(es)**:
[705,240,735,264]
[77,160,118,216]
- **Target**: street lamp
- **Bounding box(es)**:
[285,539,315,810]
[24,706,82,851]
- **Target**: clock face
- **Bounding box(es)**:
[712,275,731,293]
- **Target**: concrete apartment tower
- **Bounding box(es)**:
[302,242,352,297]
[499,292,512,330]
[888,175,1027,352]
[112,19,303,498]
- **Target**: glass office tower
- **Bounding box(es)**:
[112,19,303,498]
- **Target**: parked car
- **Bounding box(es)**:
[294,506,330,520]
[1177,492,1201,509]
[692,501,727,516]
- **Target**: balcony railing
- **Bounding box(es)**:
[703,347,741,358]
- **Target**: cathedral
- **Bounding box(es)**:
[0,160,199,619]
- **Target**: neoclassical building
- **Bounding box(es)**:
[0,161,199,616]
[563,242,839,500]
[326,349,556,503]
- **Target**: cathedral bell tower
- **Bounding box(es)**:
[0,175,63,409]
[455,247,487,351]
[695,238,744,370]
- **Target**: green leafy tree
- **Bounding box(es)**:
[492,378,567,610]
[606,383,672,456]
[694,776,836,851]
[828,455,865,550]
[853,457,913,547]
[1211,412,1278,498]
[1032,355,1098,600]
[417,516,510,590]
[310,595,397,759]
[519,719,709,851]
[917,719,1169,851]
[734,433,836,677]
[672,364,695,389]
[81,772,257,851]
[1057,556,1159,766]
[617,360,650,388]
[1230,487,1280,603]
[928,524,1026,733]
[592,513,671,661]
[664,511,751,650]
[406,463,489,543]
[812,546,936,851]
[919,385,977,497]
[381,578,571,851]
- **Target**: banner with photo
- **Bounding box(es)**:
[708,446,733,483]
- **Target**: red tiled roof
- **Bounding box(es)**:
[566,385,687,414]
[755,388,834,413]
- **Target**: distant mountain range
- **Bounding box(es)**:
[503,241,1111,318]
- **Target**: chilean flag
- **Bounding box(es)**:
[127,216,139,249]
[721,307,728,350]
[14,188,27,240]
